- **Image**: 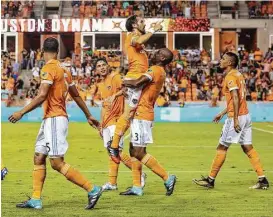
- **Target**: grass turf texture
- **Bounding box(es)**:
[2,122,273,217]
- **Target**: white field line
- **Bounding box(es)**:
[7,170,273,173]
[267,125,273,128]
[253,127,273,134]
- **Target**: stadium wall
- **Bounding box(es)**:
[2,103,273,123]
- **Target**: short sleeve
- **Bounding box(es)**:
[144,67,155,81]
[112,74,122,92]
[40,65,55,85]
[225,75,239,91]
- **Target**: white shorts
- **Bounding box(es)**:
[219,114,252,147]
[130,119,153,147]
[126,87,142,108]
[35,116,69,158]
[102,125,124,149]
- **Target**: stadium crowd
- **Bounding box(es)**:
[1,0,34,18]
[247,1,273,18]
[2,44,273,107]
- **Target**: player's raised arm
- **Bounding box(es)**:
[68,84,100,130]
[123,75,151,88]
[8,83,51,123]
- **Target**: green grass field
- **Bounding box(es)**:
[2,122,273,217]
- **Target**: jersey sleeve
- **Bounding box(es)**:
[112,74,123,92]
[225,75,239,91]
[40,65,55,85]
[144,67,155,81]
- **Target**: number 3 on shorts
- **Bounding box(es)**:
[134,133,139,141]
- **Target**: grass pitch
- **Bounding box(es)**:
[2,122,273,217]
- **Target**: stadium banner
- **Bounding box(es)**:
[2,103,273,123]
[1,18,210,33]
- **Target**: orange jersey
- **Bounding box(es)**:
[97,72,124,128]
[135,65,166,121]
[125,32,149,79]
[223,69,249,118]
[40,59,73,119]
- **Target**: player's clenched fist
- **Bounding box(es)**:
[153,20,163,32]
[8,111,23,123]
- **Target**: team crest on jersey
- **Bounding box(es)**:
[107,86,111,90]
[40,71,48,79]
[228,80,233,86]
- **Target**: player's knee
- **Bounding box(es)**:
[50,160,64,172]
[33,153,46,165]
[241,145,253,154]
[217,144,228,151]
[134,148,146,161]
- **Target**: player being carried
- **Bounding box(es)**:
[92,58,146,190]
[118,48,177,196]
[193,52,269,190]
[108,15,163,164]
[8,37,103,210]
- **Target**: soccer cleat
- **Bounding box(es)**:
[192,175,215,189]
[164,175,177,196]
[249,177,269,190]
[1,167,8,180]
[107,146,121,164]
[16,197,42,209]
[85,186,103,210]
[141,172,147,188]
[119,186,143,196]
[102,182,118,191]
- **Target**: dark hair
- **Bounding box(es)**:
[125,15,137,32]
[43,37,59,53]
[225,52,239,68]
[94,58,108,69]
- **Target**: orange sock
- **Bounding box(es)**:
[209,150,227,179]
[246,148,264,177]
[60,163,93,192]
[111,116,130,148]
[120,152,132,169]
[108,157,119,185]
[32,165,46,199]
[141,154,168,181]
[132,157,142,187]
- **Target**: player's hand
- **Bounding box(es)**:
[8,111,23,123]
[87,116,100,130]
[105,95,115,104]
[213,113,223,123]
[234,118,241,133]
[153,20,163,32]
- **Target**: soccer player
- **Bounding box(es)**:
[93,58,146,190]
[193,52,269,190]
[8,37,103,210]
[1,160,8,180]
[119,48,177,196]
[108,15,163,163]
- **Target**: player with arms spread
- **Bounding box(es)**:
[119,48,177,196]
[9,38,103,210]
[108,15,163,163]
[92,58,146,190]
[193,52,269,190]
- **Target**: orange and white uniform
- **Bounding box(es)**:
[130,65,166,147]
[97,72,125,149]
[219,69,252,147]
[35,59,74,158]
[124,32,149,108]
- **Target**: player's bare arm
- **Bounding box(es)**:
[123,75,151,89]
[231,89,241,133]
[213,108,227,123]
[8,83,51,123]
[69,85,100,129]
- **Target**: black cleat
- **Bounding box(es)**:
[192,175,215,189]
[164,175,177,196]
[119,186,143,196]
[1,167,8,180]
[249,177,269,190]
[107,146,121,164]
[85,186,103,210]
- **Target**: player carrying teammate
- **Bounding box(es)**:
[108,15,163,163]
[93,58,146,190]
[193,52,269,189]
[119,48,177,196]
[8,37,103,210]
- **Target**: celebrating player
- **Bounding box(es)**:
[193,52,269,190]
[108,15,163,163]
[119,48,177,196]
[93,58,146,190]
[8,37,103,210]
